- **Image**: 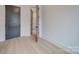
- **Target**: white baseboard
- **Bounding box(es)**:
[42,37,75,54]
[0,40,5,41]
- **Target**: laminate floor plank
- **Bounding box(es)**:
[0,36,69,54]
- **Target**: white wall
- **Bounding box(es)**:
[20,5,33,36]
[42,5,79,53]
[0,5,5,41]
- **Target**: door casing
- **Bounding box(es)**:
[30,6,39,42]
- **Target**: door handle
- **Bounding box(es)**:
[36,26,38,28]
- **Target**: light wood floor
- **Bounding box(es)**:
[0,37,69,54]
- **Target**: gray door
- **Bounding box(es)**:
[6,5,20,40]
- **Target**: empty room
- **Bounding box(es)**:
[0,5,79,54]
